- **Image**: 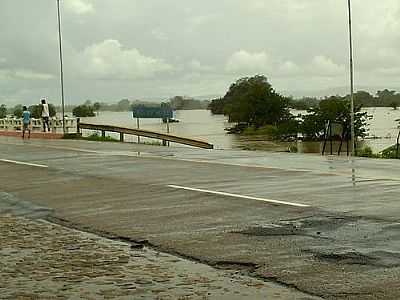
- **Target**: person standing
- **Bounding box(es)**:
[41,98,50,132]
[22,106,31,139]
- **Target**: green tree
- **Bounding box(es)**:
[0,104,7,118]
[73,105,95,117]
[117,99,131,111]
[93,102,101,112]
[208,98,228,115]
[377,89,396,100]
[170,96,185,110]
[223,75,290,128]
[354,91,376,107]
[48,104,57,117]
[29,105,42,119]
[289,97,319,110]
[13,105,23,118]
[29,104,56,118]
[300,96,369,141]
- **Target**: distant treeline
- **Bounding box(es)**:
[208,96,323,114]
[0,104,56,119]
[257,89,400,112]
[169,96,209,110]
[63,97,210,117]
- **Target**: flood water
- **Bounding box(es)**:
[81,107,400,152]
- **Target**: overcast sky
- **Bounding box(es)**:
[1,0,400,105]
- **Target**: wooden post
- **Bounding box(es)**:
[77,118,80,134]
[137,117,140,144]
[322,121,329,155]
[167,116,170,147]
[329,122,333,155]
[338,126,346,156]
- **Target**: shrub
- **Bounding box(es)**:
[357,146,377,158]
[73,105,95,117]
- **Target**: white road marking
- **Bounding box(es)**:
[163,157,311,173]
[0,159,48,168]
[167,184,309,208]
[2,140,400,182]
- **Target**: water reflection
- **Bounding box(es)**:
[80,107,400,152]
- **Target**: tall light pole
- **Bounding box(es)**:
[347,0,356,186]
[57,0,66,134]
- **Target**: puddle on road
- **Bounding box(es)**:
[0,192,53,219]
[236,215,400,268]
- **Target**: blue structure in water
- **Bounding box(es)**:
[132,104,173,120]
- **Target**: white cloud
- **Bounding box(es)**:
[78,39,174,80]
[279,61,300,75]
[357,0,400,38]
[310,55,345,76]
[0,69,54,80]
[188,60,214,72]
[188,14,219,27]
[151,29,169,41]
[65,0,94,15]
[226,50,270,74]
[376,67,400,76]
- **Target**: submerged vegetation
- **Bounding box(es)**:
[357,145,400,159]
[63,133,119,142]
[73,104,96,117]
[210,75,370,143]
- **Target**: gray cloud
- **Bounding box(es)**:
[1,0,400,105]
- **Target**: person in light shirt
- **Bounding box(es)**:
[41,98,50,132]
[22,106,31,139]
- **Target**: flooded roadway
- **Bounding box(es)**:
[1,136,400,299]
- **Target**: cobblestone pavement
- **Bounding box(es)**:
[0,215,320,300]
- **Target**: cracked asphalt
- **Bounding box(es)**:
[1,136,400,299]
[1,215,319,299]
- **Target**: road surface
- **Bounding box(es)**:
[1,136,400,299]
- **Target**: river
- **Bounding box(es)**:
[80,107,400,152]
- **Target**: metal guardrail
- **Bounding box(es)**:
[78,122,214,149]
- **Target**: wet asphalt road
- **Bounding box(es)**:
[1,136,400,299]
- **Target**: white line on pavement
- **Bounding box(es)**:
[163,157,311,173]
[0,159,48,168]
[167,184,309,208]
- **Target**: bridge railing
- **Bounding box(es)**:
[78,121,214,149]
[0,117,77,132]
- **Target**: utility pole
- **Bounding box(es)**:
[57,0,66,134]
[347,0,356,186]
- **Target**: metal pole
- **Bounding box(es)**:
[57,0,66,134]
[347,0,356,186]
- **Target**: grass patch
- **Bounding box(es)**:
[357,145,400,159]
[380,145,400,159]
[63,133,119,142]
[242,125,278,137]
[357,146,379,158]
[64,132,165,146]
[84,134,119,142]
[62,133,81,139]
[142,141,162,146]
